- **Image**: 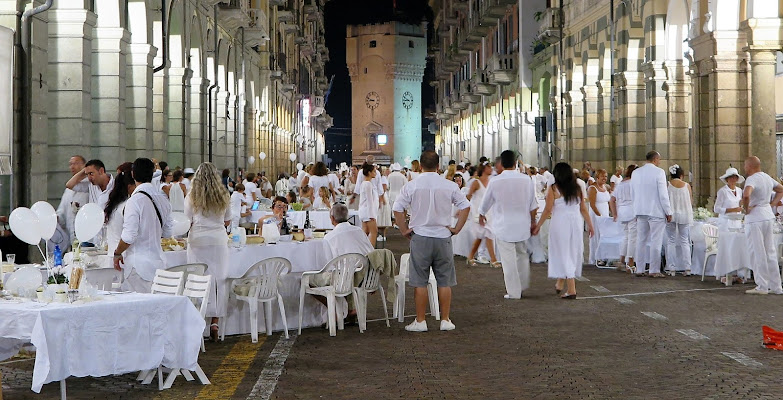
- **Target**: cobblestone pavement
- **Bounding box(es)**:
[4,230,783,399]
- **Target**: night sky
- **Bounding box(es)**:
[322,0,436,167]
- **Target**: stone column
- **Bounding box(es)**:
[47,4,95,202]
[581,85,599,166]
[189,77,209,165]
[565,89,584,164]
[152,69,168,162]
[614,71,645,165]
[663,60,691,176]
[126,43,156,160]
[215,89,229,169]
[166,67,191,168]
[91,26,129,167]
[641,61,669,162]
[596,79,614,167]
[747,49,777,166]
[226,93,238,170]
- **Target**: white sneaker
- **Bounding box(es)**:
[440,319,456,331]
[377,235,386,242]
[745,287,769,295]
[503,294,521,300]
[405,319,428,332]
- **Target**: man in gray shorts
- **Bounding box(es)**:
[393,151,470,332]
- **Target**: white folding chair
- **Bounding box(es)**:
[259,198,273,208]
[138,269,185,389]
[222,257,292,342]
[594,216,624,267]
[299,253,367,337]
[701,224,718,282]
[353,267,390,333]
[162,274,212,389]
[151,269,186,295]
[393,253,440,323]
[166,263,208,284]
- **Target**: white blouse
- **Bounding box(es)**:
[713,185,742,216]
[667,182,693,225]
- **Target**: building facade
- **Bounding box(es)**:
[430,0,783,206]
[346,21,427,165]
[0,0,332,211]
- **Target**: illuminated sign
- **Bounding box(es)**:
[377,134,387,145]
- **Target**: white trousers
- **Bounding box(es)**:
[635,216,667,274]
[745,220,783,292]
[665,222,692,271]
[121,269,152,293]
[496,240,530,298]
[620,218,637,258]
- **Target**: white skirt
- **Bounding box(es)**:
[188,228,230,318]
[548,212,584,279]
[378,192,392,227]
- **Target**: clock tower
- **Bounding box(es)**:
[346,21,427,165]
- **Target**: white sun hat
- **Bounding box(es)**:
[719,167,744,184]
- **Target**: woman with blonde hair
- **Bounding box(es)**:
[313,186,332,209]
[445,164,457,181]
[184,162,231,341]
[408,160,422,181]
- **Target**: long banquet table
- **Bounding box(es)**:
[0,292,204,393]
[249,210,358,230]
[62,239,333,336]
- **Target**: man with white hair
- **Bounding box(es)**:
[742,156,783,294]
[387,163,407,207]
[631,150,672,277]
[575,168,587,203]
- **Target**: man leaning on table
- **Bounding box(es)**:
[113,158,174,293]
[393,150,470,333]
[742,156,783,295]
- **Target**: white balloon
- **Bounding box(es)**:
[31,201,57,240]
[259,152,267,160]
[170,212,191,237]
[289,153,297,162]
[296,163,303,171]
[75,203,104,242]
[9,207,41,245]
[248,156,256,165]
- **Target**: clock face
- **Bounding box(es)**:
[365,92,380,109]
[402,91,414,110]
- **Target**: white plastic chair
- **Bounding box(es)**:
[393,253,440,323]
[162,274,212,389]
[222,257,292,342]
[299,253,367,337]
[353,267,390,333]
[151,269,185,295]
[594,216,624,266]
[166,263,208,283]
[138,269,185,389]
[701,224,718,282]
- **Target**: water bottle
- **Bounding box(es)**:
[53,245,63,267]
[231,228,241,248]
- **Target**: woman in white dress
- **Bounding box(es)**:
[587,169,611,266]
[184,162,231,342]
[358,163,379,247]
[313,186,332,210]
[408,160,421,181]
[713,167,744,229]
[345,166,359,211]
[103,162,134,269]
[534,162,594,299]
[465,163,499,267]
[665,165,694,276]
[609,164,638,273]
[377,167,392,230]
[163,169,186,212]
[301,161,333,195]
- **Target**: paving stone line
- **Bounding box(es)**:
[247,334,297,400]
[721,352,763,367]
[641,311,668,321]
[676,329,710,340]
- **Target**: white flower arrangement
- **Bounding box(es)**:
[669,164,680,175]
[47,265,69,285]
[693,207,713,221]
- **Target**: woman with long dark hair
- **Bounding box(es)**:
[534,162,594,299]
[104,162,135,269]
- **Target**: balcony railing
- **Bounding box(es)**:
[488,53,516,85]
[471,70,495,95]
[536,7,562,44]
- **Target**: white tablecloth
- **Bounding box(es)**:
[714,230,783,277]
[59,240,333,337]
[249,210,358,230]
[690,219,718,276]
[0,293,204,393]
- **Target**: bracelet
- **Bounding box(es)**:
[113,254,122,258]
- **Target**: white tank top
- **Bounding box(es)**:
[169,183,185,212]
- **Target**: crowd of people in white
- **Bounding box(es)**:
[48,147,783,337]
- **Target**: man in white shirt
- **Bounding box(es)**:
[150,160,167,191]
[394,151,470,332]
[327,170,340,198]
[259,172,274,198]
[609,167,623,191]
[742,156,783,294]
[243,172,258,203]
[65,159,115,211]
[230,183,250,231]
[387,163,407,207]
[479,150,539,299]
[56,155,89,247]
[113,158,173,293]
[574,168,588,204]
[631,151,672,277]
[182,167,195,191]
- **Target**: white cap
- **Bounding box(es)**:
[184,167,195,174]
[390,163,402,171]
